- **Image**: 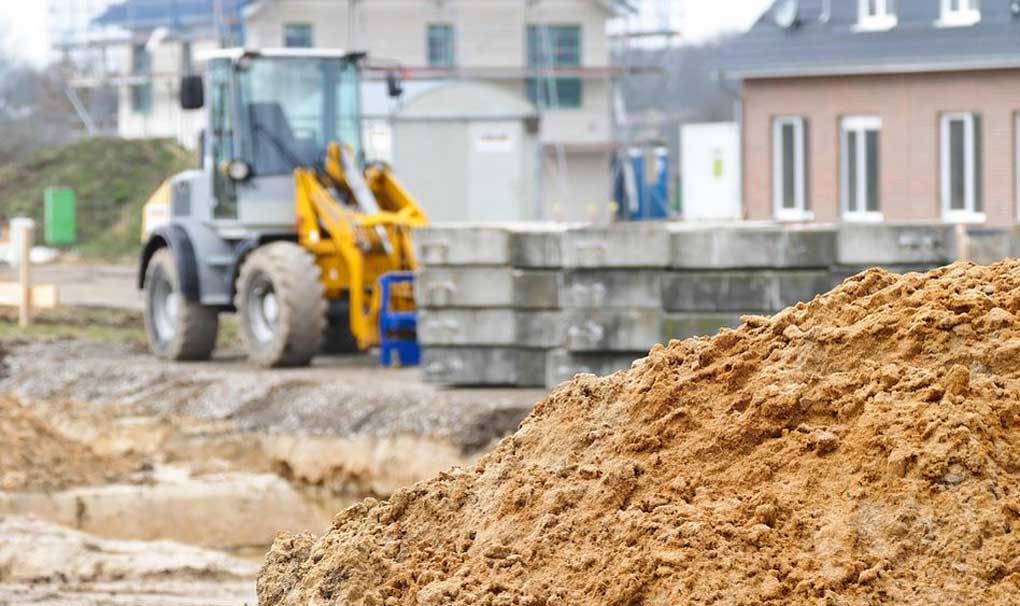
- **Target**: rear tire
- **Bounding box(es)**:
[235,241,326,368]
[143,248,218,361]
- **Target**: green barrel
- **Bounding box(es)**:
[44,187,76,245]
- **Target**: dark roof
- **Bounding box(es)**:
[720,0,1020,79]
[95,0,245,30]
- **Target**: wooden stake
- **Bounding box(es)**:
[16,220,33,328]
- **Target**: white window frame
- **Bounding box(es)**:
[938,0,980,27]
[940,112,984,223]
[772,116,811,221]
[856,0,897,31]
[840,116,883,222]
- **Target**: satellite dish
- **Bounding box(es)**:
[773,0,800,29]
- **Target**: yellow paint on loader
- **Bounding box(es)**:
[295,143,427,350]
[140,181,172,242]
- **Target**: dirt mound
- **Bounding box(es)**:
[0,137,193,258]
[257,262,1020,606]
[0,397,134,491]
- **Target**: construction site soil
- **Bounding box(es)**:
[259,261,1020,606]
[0,329,541,605]
[0,395,137,492]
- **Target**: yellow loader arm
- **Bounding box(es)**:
[294,143,427,350]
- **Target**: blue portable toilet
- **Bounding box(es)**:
[614,146,670,220]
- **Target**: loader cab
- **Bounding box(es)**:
[183,49,366,231]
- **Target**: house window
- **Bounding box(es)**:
[526,25,582,109]
[841,116,882,221]
[939,0,980,27]
[284,23,313,48]
[772,116,809,220]
[858,0,897,30]
[940,113,983,221]
[427,24,455,68]
[130,43,152,114]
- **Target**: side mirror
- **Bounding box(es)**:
[386,71,404,98]
[180,74,204,110]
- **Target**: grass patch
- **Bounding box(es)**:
[0,305,242,351]
[0,306,147,346]
[0,138,194,261]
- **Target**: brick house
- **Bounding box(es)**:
[721,0,1020,227]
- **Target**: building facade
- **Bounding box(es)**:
[722,0,1020,227]
[91,0,244,146]
[244,0,622,221]
[91,0,624,222]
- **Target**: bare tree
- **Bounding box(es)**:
[0,26,77,165]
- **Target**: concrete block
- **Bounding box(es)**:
[662,270,835,312]
[545,349,646,388]
[669,224,837,269]
[559,270,663,308]
[565,309,662,352]
[413,224,568,268]
[836,223,956,265]
[413,225,512,266]
[964,227,1013,265]
[663,312,747,340]
[418,309,565,347]
[562,223,671,268]
[415,267,559,309]
[510,226,567,268]
[422,346,547,387]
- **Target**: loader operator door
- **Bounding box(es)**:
[208,59,238,220]
[202,52,365,230]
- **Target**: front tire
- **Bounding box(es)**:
[235,241,326,367]
[143,248,219,361]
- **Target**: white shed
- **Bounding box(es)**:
[392,82,539,223]
[681,122,742,221]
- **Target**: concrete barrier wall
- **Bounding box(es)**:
[415,222,1007,388]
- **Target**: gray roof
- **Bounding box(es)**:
[720,0,1020,79]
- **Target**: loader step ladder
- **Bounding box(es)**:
[378,271,420,367]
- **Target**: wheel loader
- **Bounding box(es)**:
[138,48,427,367]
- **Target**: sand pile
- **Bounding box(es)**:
[258,261,1020,605]
[0,397,133,491]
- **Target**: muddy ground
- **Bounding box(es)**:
[0,307,545,605]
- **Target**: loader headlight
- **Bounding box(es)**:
[226,159,252,182]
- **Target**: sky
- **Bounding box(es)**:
[0,2,50,66]
[680,0,773,42]
[0,0,773,66]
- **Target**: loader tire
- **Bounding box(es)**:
[143,248,219,361]
[235,241,326,368]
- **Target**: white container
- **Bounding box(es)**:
[681,122,742,220]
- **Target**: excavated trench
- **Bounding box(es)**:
[0,336,542,604]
